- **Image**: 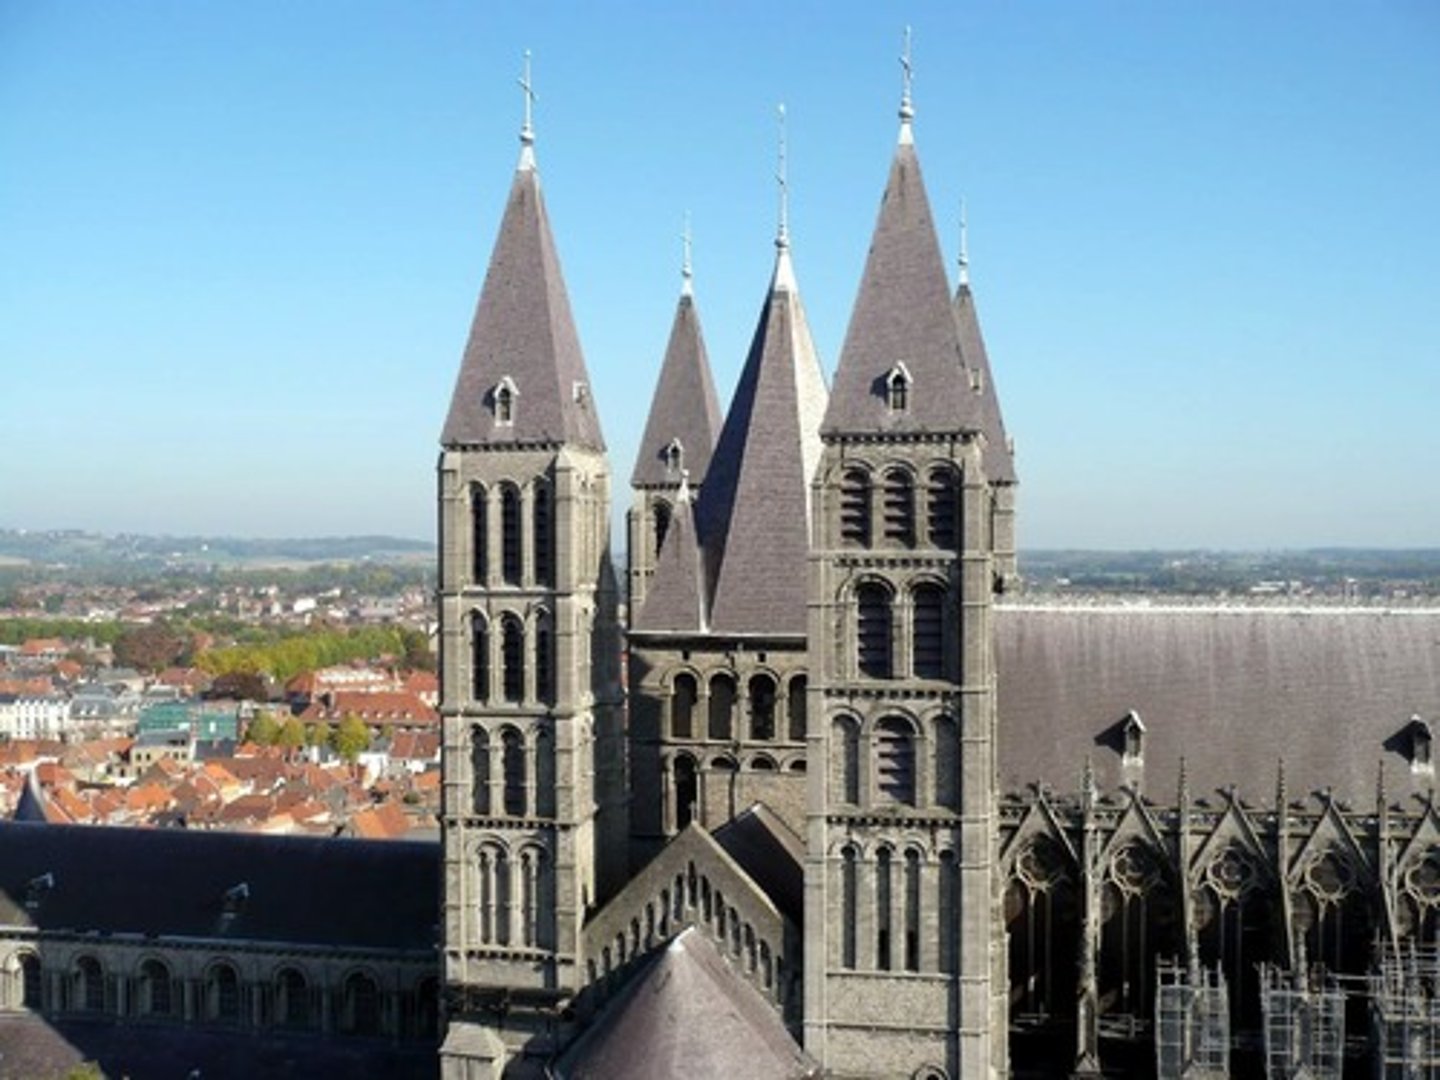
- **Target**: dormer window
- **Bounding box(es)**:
[662,438,684,475]
[968,365,985,394]
[572,380,589,405]
[885,362,912,412]
[492,377,518,426]
[1412,716,1433,775]
[1122,710,1146,766]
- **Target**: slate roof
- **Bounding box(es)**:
[0,821,439,951]
[557,927,817,1080]
[822,133,983,438]
[955,282,1015,483]
[996,605,1440,804]
[634,494,707,633]
[693,248,827,636]
[712,803,804,926]
[441,157,605,451]
[631,293,723,488]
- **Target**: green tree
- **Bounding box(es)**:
[306,719,332,749]
[114,622,187,673]
[246,712,281,746]
[276,718,306,749]
[331,714,371,762]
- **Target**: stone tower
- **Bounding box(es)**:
[802,83,1012,1078]
[436,74,624,1078]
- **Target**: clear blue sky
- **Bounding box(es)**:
[2,2,1437,549]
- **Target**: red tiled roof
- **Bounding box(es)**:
[349,801,411,840]
[298,690,438,725]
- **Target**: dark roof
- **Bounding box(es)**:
[693,252,827,636]
[634,496,706,633]
[0,821,439,951]
[557,927,817,1080]
[631,293,723,488]
[954,283,1015,483]
[822,137,982,438]
[712,803,804,926]
[441,160,605,450]
[996,605,1440,804]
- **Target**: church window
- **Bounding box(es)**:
[493,377,517,425]
[206,962,240,1024]
[708,674,735,740]
[933,715,959,810]
[19,953,41,1010]
[876,848,894,970]
[904,849,922,972]
[841,846,859,969]
[831,715,860,804]
[672,673,697,738]
[470,483,488,582]
[856,582,893,678]
[470,612,489,703]
[912,583,945,679]
[275,967,309,1029]
[501,616,524,703]
[535,616,554,705]
[1101,844,1172,1021]
[521,848,543,948]
[74,956,104,1013]
[786,675,807,740]
[882,469,916,547]
[926,466,960,549]
[1197,845,1268,1027]
[502,727,526,816]
[674,753,698,830]
[749,674,776,740]
[341,972,381,1036]
[500,484,522,585]
[534,729,556,817]
[653,500,672,557]
[885,362,912,412]
[839,469,872,547]
[1007,837,1077,1015]
[533,481,553,587]
[939,852,959,975]
[875,717,916,805]
[470,727,490,814]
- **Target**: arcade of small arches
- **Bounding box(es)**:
[465,607,556,708]
[0,948,437,1041]
[468,720,556,819]
[827,838,961,976]
[834,460,963,552]
[466,478,555,591]
[663,668,808,744]
[466,836,556,951]
[828,709,960,811]
[843,574,957,683]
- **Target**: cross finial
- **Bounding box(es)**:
[899,26,915,128]
[776,103,789,250]
[681,211,694,297]
[518,49,537,154]
[958,197,970,286]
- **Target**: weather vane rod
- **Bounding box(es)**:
[682,211,694,295]
[899,26,915,124]
[776,104,789,249]
[959,197,970,285]
[518,49,537,149]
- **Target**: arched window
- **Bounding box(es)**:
[882,469,916,547]
[206,962,240,1024]
[940,851,960,976]
[534,616,554,705]
[470,727,490,814]
[500,484,522,585]
[841,846,859,969]
[502,727,525,817]
[1101,843,1175,1023]
[674,754,698,830]
[521,847,545,948]
[341,972,381,1036]
[904,849,922,972]
[831,715,860,805]
[1007,837,1077,1014]
[927,466,960,550]
[875,717,916,805]
[912,583,945,679]
[276,967,309,1029]
[885,363,911,412]
[501,615,524,703]
[839,469,872,547]
[786,676,807,741]
[748,674,776,740]
[138,958,172,1017]
[876,848,894,970]
[532,481,553,587]
[672,673,697,739]
[708,674,735,740]
[478,847,508,944]
[470,483,488,582]
[494,379,515,424]
[934,715,959,810]
[856,583,893,678]
[535,729,556,818]
[74,956,104,1013]
[654,500,673,558]
[19,953,41,1010]
[470,612,489,703]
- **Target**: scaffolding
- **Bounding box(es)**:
[1156,959,1230,1079]
[1260,963,1346,1079]
[1371,945,1440,1079]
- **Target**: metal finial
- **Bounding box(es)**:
[899,26,915,124]
[958,197,970,286]
[681,212,694,296]
[518,50,537,148]
[776,104,789,250]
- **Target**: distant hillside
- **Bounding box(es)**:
[0,529,433,569]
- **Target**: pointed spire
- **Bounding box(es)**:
[773,104,798,293]
[517,49,537,171]
[681,212,694,298]
[953,199,1016,482]
[958,197,970,286]
[898,26,915,144]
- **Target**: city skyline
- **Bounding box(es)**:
[3,3,1438,549]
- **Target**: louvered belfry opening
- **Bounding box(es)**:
[875,717,916,805]
[882,469,916,547]
[840,469,872,547]
[926,465,959,550]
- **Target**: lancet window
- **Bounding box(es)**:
[500,483,522,586]
[926,466,960,549]
[501,727,525,816]
[501,616,524,703]
[882,468,916,547]
[708,674,735,740]
[672,673,697,738]
[1006,836,1077,1020]
[749,674,776,740]
[470,483,488,582]
[470,612,489,703]
[533,481,553,587]
[831,715,860,805]
[786,676,807,740]
[470,727,490,814]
